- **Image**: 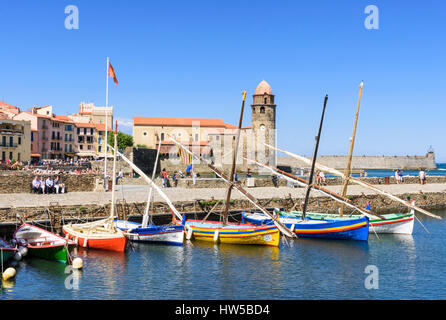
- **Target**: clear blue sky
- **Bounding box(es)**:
[1,0,445,161]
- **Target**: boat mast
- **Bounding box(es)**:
[302,94,328,220]
[222,90,246,225]
[142,134,162,228]
[339,81,363,217]
[109,120,118,222]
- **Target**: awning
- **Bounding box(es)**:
[31,153,41,157]
[76,152,96,157]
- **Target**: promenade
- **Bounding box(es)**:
[1,182,446,208]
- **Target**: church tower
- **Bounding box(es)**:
[251,80,276,166]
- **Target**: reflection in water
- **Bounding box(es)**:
[0,209,444,299]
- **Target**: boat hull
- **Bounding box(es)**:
[13,224,75,262]
[242,212,369,241]
[28,244,73,263]
[115,220,184,246]
[274,211,414,235]
[63,226,127,252]
[0,248,15,263]
[184,220,280,247]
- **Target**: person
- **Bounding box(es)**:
[172,171,178,187]
[395,169,400,184]
[271,174,278,188]
[162,168,168,188]
[31,176,40,193]
[246,168,252,178]
[116,169,123,185]
[39,177,46,194]
[45,176,54,194]
[418,168,426,185]
[315,170,321,185]
[364,171,368,178]
[398,168,403,183]
[234,172,238,182]
[319,171,326,185]
[186,164,192,177]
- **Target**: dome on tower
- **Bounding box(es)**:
[254,80,273,95]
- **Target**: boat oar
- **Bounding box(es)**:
[168,135,297,239]
[264,143,442,220]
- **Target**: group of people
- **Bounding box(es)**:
[31,176,66,194]
[161,165,203,188]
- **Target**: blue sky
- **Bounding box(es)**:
[1,0,445,161]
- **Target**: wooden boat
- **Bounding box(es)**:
[242,212,369,241]
[13,224,75,262]
[115,219,184,246]
[114,135,184,246]
[184,219,280,246]
[0,237,16,264]
[168,91,295,246]
[271,210,414,234]
[62,122,127,252]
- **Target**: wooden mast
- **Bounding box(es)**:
[302,95,328,220]
[264,143,442,220]
[142,134,162,228]
[222,90,246,225]
[339,81,364,217]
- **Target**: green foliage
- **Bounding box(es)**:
[107,131,134,151]
[136,144,147,148]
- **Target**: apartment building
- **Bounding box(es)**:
[0,117,31,162]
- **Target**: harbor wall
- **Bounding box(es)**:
[277,151,437,171]
[0,172,98,194]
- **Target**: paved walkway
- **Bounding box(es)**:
[1,183,445,208]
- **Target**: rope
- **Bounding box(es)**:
[414,214,430,235]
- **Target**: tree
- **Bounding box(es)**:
[107,131,134,151]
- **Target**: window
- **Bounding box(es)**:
[18,137,21,145]
[1,152,5,161]
[31,132,34,142]
[143,131,147,136]
[88,145,91,150]
[264,97,268,104]
[260,106,265,114]
[69,145,72,152]
[9,152,12,160]
[17,153,20,161]
[161,133,165,141]
[98,146,102,152]
[84,128,87,135]
[216,136,220,141]
[252,107,255,113]
[98,137,102,145]
[65,144,68,152]
[2,136,5,146]
[90,128,94,135]
[195,134,199,141]
[80,145,83,150]
[9,136,13,147]
[65,125,73,131]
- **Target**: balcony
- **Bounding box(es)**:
[41,125,48,129]
[0,143,18,148]
[52,136,62,141]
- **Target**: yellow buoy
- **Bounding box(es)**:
[2,267,16,281]
[72,257,83,270]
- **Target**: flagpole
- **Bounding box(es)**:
[104,57,109,191]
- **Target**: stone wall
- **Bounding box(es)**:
[0,172,98,194]
[278,151,437,170]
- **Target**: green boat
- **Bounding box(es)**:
[0,237,16,264]
[13,224,76,263]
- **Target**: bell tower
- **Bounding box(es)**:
[251,80,276,166]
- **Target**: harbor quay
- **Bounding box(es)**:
[1,181,445,234]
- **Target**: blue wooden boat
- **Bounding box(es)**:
[115,219,184,246]
[241,211,369,241]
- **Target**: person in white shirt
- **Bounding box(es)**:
[418,169,426,185]
[32,176,40,193]
[39,178,46,194]
[45,177,54,194]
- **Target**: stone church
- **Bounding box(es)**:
[132,80,277,172]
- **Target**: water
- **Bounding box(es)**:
[1,209,446,300]
[324,162,446,179]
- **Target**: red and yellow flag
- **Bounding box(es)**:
[108,62,118,85]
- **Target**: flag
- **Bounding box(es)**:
[108,62,118,85]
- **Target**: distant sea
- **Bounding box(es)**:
[325,163,446,179]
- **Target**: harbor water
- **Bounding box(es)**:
[0,208,445,300]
